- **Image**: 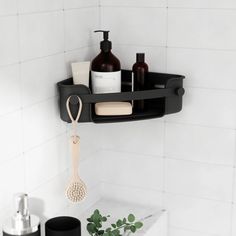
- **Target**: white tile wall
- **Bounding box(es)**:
[0,0,18,16]
[19,12,64,61]
[100,150,164,191]
[166,88,236,128]
[0,2,236,236]
[167,48,236,90]
[165,158,234,201]
[18,0,63,14]
[0,64,21,115]
[0,155,25,210]
[168,9,236,50]
[21,53,66,107]
[0,16,19,65]
[169,227,216,236]
[64,0,98,10]
[100,0,167,8]
[0,111,22,164]
[65,8,99,51]
[0,0,100,231]
[232,206,236,235]
[101,183,163,207]
[25,134,69,192]
[165,123,235,165]
[99,1,236,236]
[168,0,236,9]
[22,98,66,151]
[100,120,165,156]
[112,45,166,72]
[163,194,232,235]
[101,7,167,47]
[29,171,69,219]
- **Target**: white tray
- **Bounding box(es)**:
[78,199,168,236]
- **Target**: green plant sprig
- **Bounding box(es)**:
[87,209,143,236]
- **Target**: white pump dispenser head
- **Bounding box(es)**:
[3,193,40,236]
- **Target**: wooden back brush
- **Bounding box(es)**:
[66,95,87,202]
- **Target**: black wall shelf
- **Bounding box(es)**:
[57,70,185,123]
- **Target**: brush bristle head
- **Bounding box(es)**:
[66,181,87,202]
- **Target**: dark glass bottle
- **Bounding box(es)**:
[91,50,120,72]
[91,30,121,94]
[132,53,149,111]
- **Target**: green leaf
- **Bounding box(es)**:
[102,217,107,222]
[103,233,109,236]
[124,225,130,231]
[116,219,123,227]
[106,227,112,232]
[87,223,97,234]
[98,230,104,235]
[111,224,116,228]
[130,225,136,233]
[95,222,102,228]
[113,229,120,236]
[128,214,135,223]
[123,218,126,224]
[87,218,93,222]
[92,212,102,226]
[94,209,100,215]
[134,222,143,229]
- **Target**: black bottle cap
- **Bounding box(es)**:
[136,53,145,63]
[94,30,112,52]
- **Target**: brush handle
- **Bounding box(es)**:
[70,136,80,178]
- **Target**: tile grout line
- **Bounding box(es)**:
[89,5,236,11]
[102,181,234,204]
[169,226,220,236]
[167,6,236,11]
[0,107,235,139]
[162,0,169,207]
[165,155,235,168]
[101,5,166,9]
[16,0,27,193]
[165,120,236,131]
[165,119,236,131]
[98,0,101,28]
[229,132,236,236]
[28,168,68,195]
[62,0,70,212]
[98,147,235,168]
[0,5,99,19]
[184,85,236,93]
[166,45,236,52]
[113,43,236,53]
[20,51,64,64]
[0,6,97,18]
[0,131,68,172]
[99,148,164,159]
[62,0,68,79]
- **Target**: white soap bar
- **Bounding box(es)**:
[95,102,132,116]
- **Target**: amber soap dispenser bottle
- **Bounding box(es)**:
[132,53,149,111]
[91,30,121,94]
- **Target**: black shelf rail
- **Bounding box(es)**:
[57,70,185,123]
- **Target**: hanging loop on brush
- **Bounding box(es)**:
[66,95,83,143]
